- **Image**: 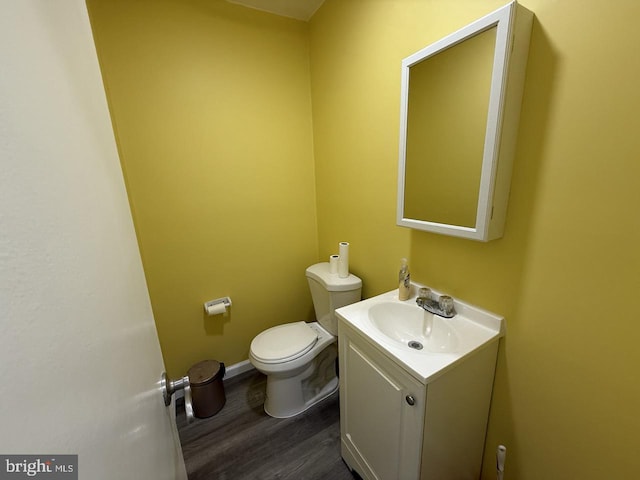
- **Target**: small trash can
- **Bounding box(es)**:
[187,359,226,418]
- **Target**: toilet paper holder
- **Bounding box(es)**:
[204,296,232,316]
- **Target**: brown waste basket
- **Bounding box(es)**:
[187,360,226,418]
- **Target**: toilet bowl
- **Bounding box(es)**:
[249,262,362,418]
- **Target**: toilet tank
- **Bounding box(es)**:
[306,262,362,335]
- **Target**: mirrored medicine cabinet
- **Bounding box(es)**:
[397,1,533,241]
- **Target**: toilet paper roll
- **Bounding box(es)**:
[338,242,349,278]
[205,302,227,316]
[329,254,339,274]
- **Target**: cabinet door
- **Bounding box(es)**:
[339,326,425,480]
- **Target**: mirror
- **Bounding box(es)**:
[397,1,532,241]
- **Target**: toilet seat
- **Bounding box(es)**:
[251,321,318,364]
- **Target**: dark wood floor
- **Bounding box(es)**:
[176,369,359,480]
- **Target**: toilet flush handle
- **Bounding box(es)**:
[161,372,195,424]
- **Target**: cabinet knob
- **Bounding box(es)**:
[405,394,416,406]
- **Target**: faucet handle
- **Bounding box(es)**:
[416,287,431,308]
[438,295,455,316]
[418,287,431,300]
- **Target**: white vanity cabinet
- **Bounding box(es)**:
[339,322,425,479]
[338,320,500,480]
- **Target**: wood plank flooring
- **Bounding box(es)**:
[176,369,359,480]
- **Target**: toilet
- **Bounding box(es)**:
[249,262,362,418]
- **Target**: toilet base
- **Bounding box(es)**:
[263,343,338,418]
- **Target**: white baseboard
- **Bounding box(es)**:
[224,359,255,379]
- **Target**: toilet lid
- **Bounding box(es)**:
[251,322,318,364]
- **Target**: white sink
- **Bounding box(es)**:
[336,286,504,383]
[368,302,459,353]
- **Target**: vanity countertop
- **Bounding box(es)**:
[335,286,504,384]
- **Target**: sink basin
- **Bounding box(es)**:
[335,287,504,383]
[368,302,459,353]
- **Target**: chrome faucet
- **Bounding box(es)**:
[416,287,456,318]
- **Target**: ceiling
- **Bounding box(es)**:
[226,0,326,21]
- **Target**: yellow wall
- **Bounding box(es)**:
[86,0,319,377]
[87,0,640,477]
[310,0,640,479]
